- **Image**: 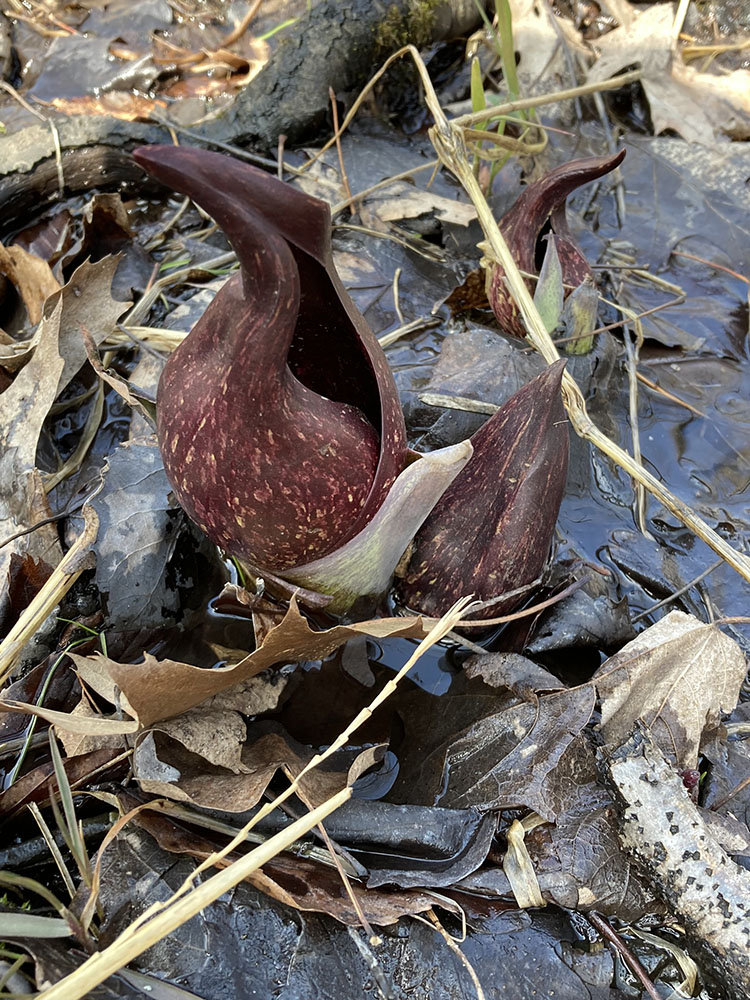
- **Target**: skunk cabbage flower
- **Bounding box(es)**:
[134,146,569,617]
[488,150,625,339]
[133,146,471,610]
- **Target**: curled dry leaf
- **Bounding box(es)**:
[593,610,747,769]
[133,722,381,813]
[0,241,60,334]
[70,596,428,728]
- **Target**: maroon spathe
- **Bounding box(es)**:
[488,150,626,339]
[133,146,407,572]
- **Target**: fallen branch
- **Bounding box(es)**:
[602,727,750,999]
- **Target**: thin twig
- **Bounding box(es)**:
[670,249,750,285]
[300,49,640,176]
[347,926,394,999]
[222,0,263,46]
[584,295,686,339]
[424,574,587,629]
[587,912,661,1000]
[377,315,441,348]
[426,909,485,1000]
[294,781,379,943]
[328,86,354,213]
[635,371,704,416]
[332,160,438,216]
[632,558,724,623]
[709,774,750,813]
[0,503,83,551]
[621,324,652,539]
[148,115,304,175]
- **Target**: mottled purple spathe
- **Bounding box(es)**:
[488,150,626,339]
[133,146,407,572]
[398,361,569,620]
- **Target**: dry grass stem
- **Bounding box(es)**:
[328,85,354,212]
[383,44,750,586]
[34,600,472,995]
[0,506,99,685]
[426,910,485,1000]
[37,789,352,1000]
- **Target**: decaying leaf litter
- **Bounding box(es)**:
[0,0,749,997]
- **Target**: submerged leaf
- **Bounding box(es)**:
[438,684,595,818]
[398,361,569,619]
[133,146,407,574]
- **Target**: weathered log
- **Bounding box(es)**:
[0,0,483,233]
[602,727,750,999]
[195,0,483,151]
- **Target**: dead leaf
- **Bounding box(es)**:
[525,736,659,919]
[438,685,595,819]
[0,698,138,736]
[0,658,78,739]
[464,651,564,698]
[57,699,129,757]
[89,435,220,630]
[41,93,168,120]
[507,0,588,92]
[142,708,248,774]
[587,2,750,144]
[252,852,456,926]
[593,610,747,769]
[0,295,65,582]
[0,257,130,597]
[0,554,53,643]
[0,256,128,380]
[444,268,491,315]
[131,800,452,926]
[0,747,127,820]
[365,182,476,228]
[202,673,288,715]
[70,597,428,728]
[0,241,60,329]
[50,257,131,395]
[526,592,635,654]
[362,803,497,889]
[133,722,380,813]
